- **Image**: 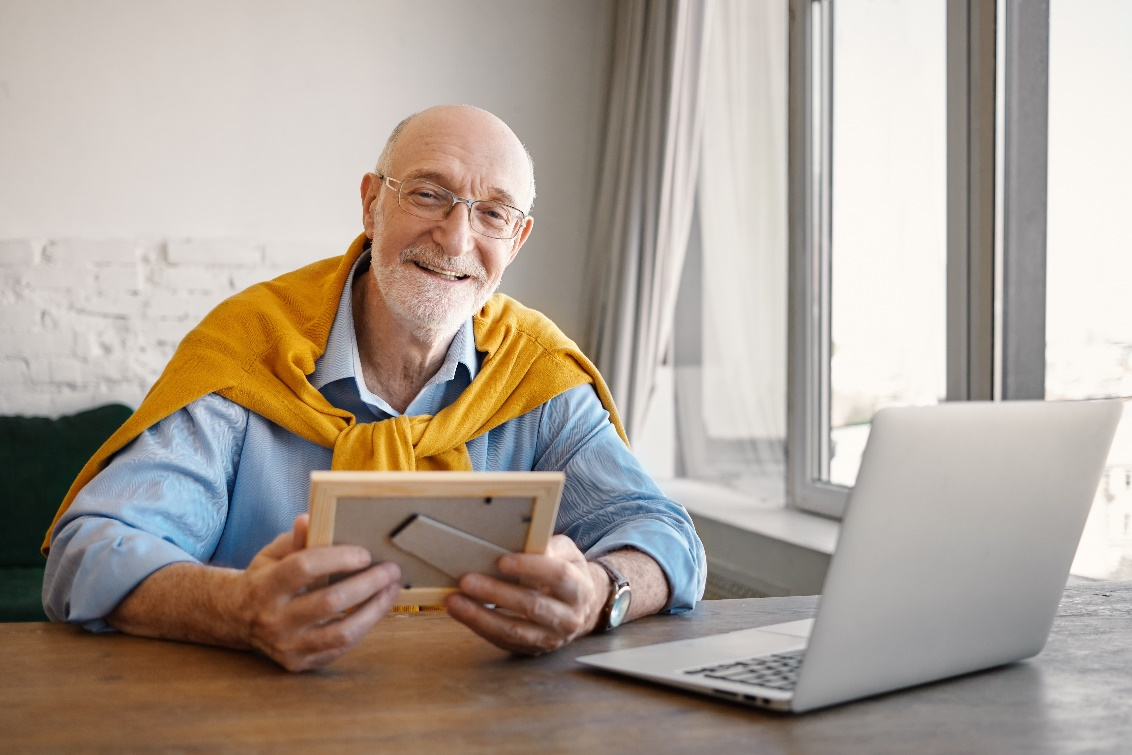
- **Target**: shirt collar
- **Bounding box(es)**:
[309,248,480,392]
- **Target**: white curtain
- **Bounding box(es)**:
[585,0,712,442]
[698,0,788,441]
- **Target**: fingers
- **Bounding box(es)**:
[543,533,584,560]
[255,529,302,562]
[292,513,310,550]
[494,535,589,604]
[459,572,584,636]
[270,580,402,672]
[287,561,402,627]
[447,539,601,655]
[266,544,374,597]
[446,591,568,655]
[496,553,584,604]
[241,534,402,672]
[246,563,401,671]
[253,514,313,564]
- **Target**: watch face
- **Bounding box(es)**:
[609,587,631,628]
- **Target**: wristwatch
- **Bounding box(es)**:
[594,558,632,632]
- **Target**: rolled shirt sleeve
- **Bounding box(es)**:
[42,394,248,631]
[535,385,707,612]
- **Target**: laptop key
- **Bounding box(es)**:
[685,650,805,691]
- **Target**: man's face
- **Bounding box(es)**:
[362,107,534,342]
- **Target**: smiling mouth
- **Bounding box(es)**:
[414,261,469,281]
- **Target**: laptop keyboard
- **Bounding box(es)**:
[682,650,805,691]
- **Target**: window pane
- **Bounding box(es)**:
[828,0,948,487]
[673,0,788,498]
[1047,0,1132,581]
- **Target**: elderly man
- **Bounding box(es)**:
[42,105,705,671]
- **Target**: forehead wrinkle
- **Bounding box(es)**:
[402,169,523,210]
[392,112,533,210]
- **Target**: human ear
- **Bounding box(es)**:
[506,216,535,265]
[360,173,381,239]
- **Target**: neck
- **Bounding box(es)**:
[351,269,457,414]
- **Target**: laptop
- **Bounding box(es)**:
[577,399,1123,713]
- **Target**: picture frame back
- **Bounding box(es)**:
[307,471,564,607]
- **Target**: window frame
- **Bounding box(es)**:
[787,0,846,518]
[786,0,1049,519]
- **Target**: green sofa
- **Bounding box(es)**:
[1,403,133,621]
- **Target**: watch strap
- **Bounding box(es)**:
[594,558,630,632]
[595,558,629,591]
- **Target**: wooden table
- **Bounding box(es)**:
[3,582,1130,753]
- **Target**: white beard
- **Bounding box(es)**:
[371,241,499,342]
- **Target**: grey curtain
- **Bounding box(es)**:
[584,0,711,443]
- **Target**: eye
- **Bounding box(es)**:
[474,201,515,229]
[410,188,441,203]
[402,179,449,208]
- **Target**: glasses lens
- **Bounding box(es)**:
[470,201,522,239]
[394,177,523,239]
[397,178,453,219]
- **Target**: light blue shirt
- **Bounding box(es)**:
[43,252,706,630]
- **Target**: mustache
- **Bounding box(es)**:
[400,243,487,280]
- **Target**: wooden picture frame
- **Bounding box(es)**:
[307,471,564,607]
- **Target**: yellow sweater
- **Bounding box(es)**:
[43,233,626,555]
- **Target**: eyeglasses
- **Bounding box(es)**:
[379,175,528,240]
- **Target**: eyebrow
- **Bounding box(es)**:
[403,169,523,210]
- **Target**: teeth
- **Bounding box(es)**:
[416,262,465,281]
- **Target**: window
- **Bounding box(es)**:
[788,0,952,518]
[673,0,788,503]
[675,0,1132,582]
[1046,0,1132,580]
[825,0,948,488]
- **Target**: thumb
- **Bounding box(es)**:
[292,513,310,551]
[255,529,299,563]
[255,514,309,562]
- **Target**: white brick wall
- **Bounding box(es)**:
[0,238,335,417]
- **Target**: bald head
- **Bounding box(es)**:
[375,105,536,212]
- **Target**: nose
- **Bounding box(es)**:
[432,200,477,258]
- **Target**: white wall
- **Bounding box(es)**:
[0,0,612,416]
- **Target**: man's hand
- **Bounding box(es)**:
[444,534,610,655]
[107,514,401,672]
[236,514,402,671]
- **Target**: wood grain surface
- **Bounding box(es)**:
[2,582,1129,753]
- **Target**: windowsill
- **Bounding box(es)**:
[657,477,838,597]
[658,477,839,554]
[659,477,1102,593]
